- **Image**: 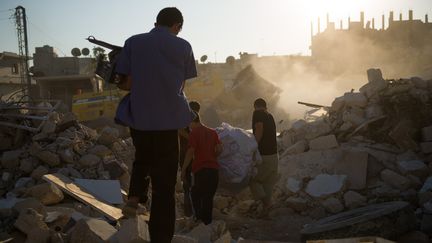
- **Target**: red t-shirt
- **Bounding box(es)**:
[188,125,221,173]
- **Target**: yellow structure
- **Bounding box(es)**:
[72,89,127,122]
[183,69,225,103]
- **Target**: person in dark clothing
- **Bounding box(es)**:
[250,98,279,208]
[115,7,197,243]
[181,112,222,224]
[178,101,201,217]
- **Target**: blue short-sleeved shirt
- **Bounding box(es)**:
[115,26,198,130]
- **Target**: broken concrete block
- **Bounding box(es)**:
[42,120,56,134]
[367,155,385,178]
[214,231,231,243]
[285,197,308,212]
[285,177,302,194]
[233,200,254,214]
[36,151,60,167]
[213,196,230,210]
[422,126,432,142]
[367,68,384,83]
[187,223,212,243]
[59,149,75,164]
[172,235,198,243]
[103,160,127,179]
[342,107,366,126]
[28,183,64,205]
[111,215,149,243]
[421,142,432,154]
[79,154,101,167]
[2,172,13,182]
[321,197,344,214]
[31,165,49,180]
[339,122,353,131]
[13,198,46,216]
[334,150,368,190]
[343,191,367,209]
[397,160,428,178]
[420,176,432,193]
[1,150,22,169]
[330,96,345,112]
[19,158,35,174]
[14,208,49,235]
[389,120,418,151]
[291,119,307,131]
[365,104,384,119]
[281,140,307,157]
[304,120,332,140]
[97,127,119,146]
[88,145,112,158]
[25,227,50,243]
[309,135,339,151]
[380,169,411,191]
[343,92,367,108]
[305,174,347,198]
[70,218,117,243]
[360,77,388,98]
[372,184,401,198]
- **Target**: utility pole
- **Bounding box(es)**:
[14,6,32,98]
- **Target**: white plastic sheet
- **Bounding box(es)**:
[216,123,261,191]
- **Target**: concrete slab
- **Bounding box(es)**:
[334,150,368,190]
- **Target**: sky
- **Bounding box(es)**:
[0,0,431,62]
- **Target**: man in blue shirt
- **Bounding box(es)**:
[115,7,197,243]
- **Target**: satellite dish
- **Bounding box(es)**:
[200,55,208,63]
[81,48,90,56]
[71,48,81,57]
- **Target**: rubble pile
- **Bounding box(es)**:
[274,69,432,235]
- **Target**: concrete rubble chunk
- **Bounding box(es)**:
[365,104,384,119]
[343,92,367,108]
[36,150,61,167]
[285,197,308,212]
[97,127,119,146]
[330,96,345,112]
[41,120,56,134]
[366,68,384,83]
[421,142,432,154]
[88,145,112,158]
[321,197,344,214]
[25,227,51,243]
[14,208,49,235]
[214,231,231,243]
[19,158,35,174]
[213,196,230,210]
[103,160,126,179]
[31,165,49,180]
[422,125,432,142]
[79,154,101,167]
[380,169,411,191]
[285,177,302,194]
[334,150,368,190]
[172,235,198,243]
[309,135,339,151]
[343,191,367,209]
[186,223,212,243]
[70,218,117,243]
[13,198,46,216]
[359,78,388,98]
[304,120,332,140]
[1,150,22,169]
[234,200,254,214]
[397,160,428,178]
[59,149,75,164]
[28,183,64,205]
[281,140,307,156]
[305,174,347,198]
[110,215,150,243]
[342,107,365,126]
[420,176,432,193]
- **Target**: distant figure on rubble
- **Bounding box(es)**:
[114,7,197,243]
[181,111,223,225]
[179,100,201,217]
[250,98,278,210]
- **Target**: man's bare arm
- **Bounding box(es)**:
[181,147,194,180]
[254,122,264,143]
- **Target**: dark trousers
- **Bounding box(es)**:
[191,168,219,225]
[179,143,193,217]
[129,128,178,243]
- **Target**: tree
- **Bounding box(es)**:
[92,47,107,61]
[226,56,235,65]
[200,55,208,63]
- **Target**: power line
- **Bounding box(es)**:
[26,19,67,56]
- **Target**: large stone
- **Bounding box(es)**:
[234,200,254,214]
[397,160,428,178]
[342,107,366,126]
[330,96,345,112]
[14,208,49,235]
[70,218,117,243]
[343,191,367,209]
[285,197,308,212]
[366,68,384,83]
[285,177,302,194]
[19,158,35,174]
[79,154,101,167]
[103,160,127,179]
[111,215,150,243]
[304,120,332,140]
[360,69,388,98]
[88,145,112,158]
[28,183,64,205]
[59,149,75,164]
[372,183,401,198]
[213,196,230,210]
[36,151,60,167]
[31,165,49,180]
[367,155,385,178]
[281,140,307,157]
[309,135,339,151]
[334,150,368,190]
[97,127,119,146]
[187,223,212,243]
[305,174,347,198]
[365,104,384,119]
[41,120,56,134]
[25,227,51,243]
[343,92,367,108]
[13,198,46,216]
[1,150,22,169]
[389,120,418,151]
[321,197,344,214]
[422,125,432,142]
[380,169,411,191]
[172,235,198,243]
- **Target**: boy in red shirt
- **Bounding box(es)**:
[181,112,222,225]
